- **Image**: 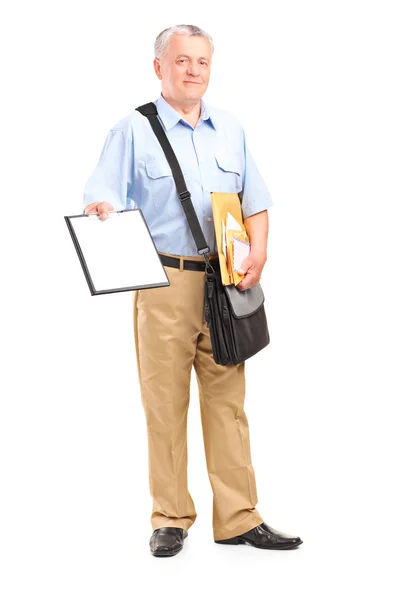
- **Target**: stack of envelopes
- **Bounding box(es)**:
[210,192,251,286]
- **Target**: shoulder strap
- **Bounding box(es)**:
[136,102,210,259]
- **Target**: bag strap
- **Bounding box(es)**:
[135,102,213,268]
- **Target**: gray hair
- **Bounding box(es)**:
[154,24,214,60]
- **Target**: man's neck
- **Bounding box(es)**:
[161,92,201,128]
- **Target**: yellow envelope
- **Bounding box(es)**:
[211,192,249,285]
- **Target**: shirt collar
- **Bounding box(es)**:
[154,93,217,132]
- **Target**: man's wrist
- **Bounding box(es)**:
[249,247,267,263]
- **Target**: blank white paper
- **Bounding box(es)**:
[69,210,169,292]
[221,219,227,262]
[225,212,242,231]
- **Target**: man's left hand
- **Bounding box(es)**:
[236,252,266,291]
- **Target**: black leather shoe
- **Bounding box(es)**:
[215,522,303,550]
[149,527,188,557]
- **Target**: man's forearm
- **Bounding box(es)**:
[243,210,269,260]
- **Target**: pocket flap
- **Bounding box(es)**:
[224,283,265,318]
[145,160,172,179]
[215,152,242,176]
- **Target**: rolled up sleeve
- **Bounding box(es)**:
[240,129,274,219]
[83,128,134,213]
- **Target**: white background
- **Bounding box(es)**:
[1,1,400,598]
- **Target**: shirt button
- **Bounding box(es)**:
[207,217,212,222]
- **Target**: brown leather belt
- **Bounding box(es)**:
[158,253,220,272]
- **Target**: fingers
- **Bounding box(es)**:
[84,203,98,215]
[236,274,260,291]
[236,274,252,291]
[84,202,115,220]
[97,201,115,220]
[97,204,110,220]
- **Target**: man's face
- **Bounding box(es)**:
[154,34,212,103]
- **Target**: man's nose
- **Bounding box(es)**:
[187,61,200,77]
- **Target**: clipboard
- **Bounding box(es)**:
[64,208,170,296]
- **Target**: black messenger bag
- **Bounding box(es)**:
[136,102,270,365]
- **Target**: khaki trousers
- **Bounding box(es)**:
[132,251,264,540]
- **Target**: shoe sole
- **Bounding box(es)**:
[215,538,303,550]
[152,547,183,557]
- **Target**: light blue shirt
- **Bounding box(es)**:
[83,93,273,256]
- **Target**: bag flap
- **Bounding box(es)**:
[224,283,265,318]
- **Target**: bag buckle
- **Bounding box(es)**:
[202,252,216,276]
[178,190,191,202]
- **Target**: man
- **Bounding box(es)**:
[83,24,303,557]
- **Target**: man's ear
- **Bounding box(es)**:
[153,58,162,80]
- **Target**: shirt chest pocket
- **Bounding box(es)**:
[144,160,184,217]
[213,151,243,193]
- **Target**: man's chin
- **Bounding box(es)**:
[181,86,204,98]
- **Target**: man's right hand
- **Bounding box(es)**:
[84,202,115,220]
